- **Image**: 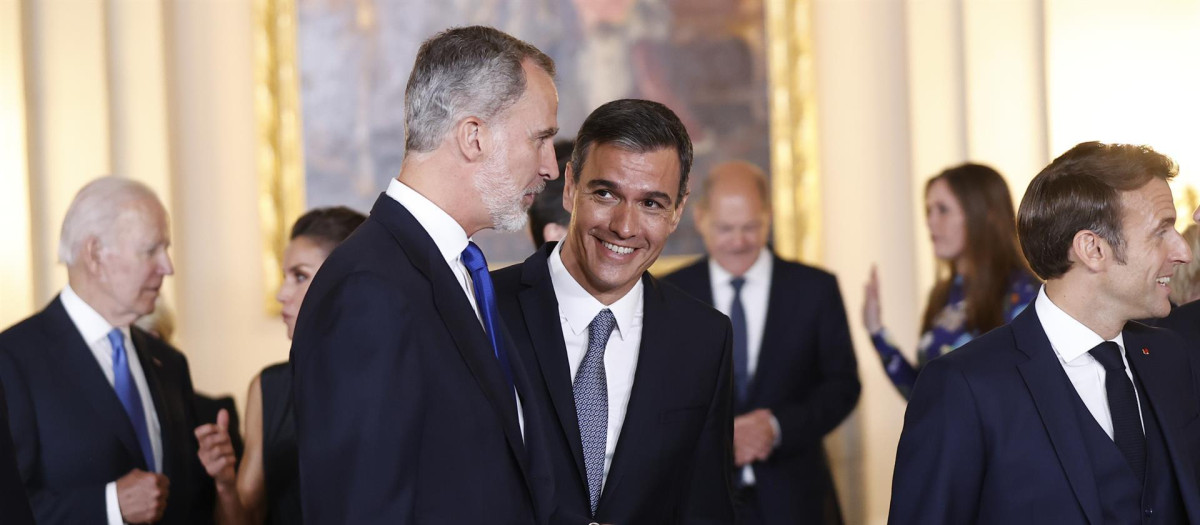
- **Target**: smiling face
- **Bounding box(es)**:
[473,59,560,232]
[1102,178,1191,320]
[560,143,686,305]
[696,165,771,277]
[926,178,967,263]
[276,236,331,340]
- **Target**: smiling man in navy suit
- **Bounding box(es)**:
[890,142,1200,524]
[0,176,232,524]
[664,161,860,525]
[492,99,735,524]
[290,26,561,523]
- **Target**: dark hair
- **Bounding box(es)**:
[404,25,555,153]
[528,140,574,247]
[922,163,1036,335]
[570,99,693,204]
[1018,141,1177,280]
[291,206,367,252]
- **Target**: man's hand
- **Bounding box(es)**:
[116,469,169,524]
[733,409,777,467]
[195,409,237,488]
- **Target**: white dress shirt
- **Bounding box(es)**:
[708,248,779,484]
[1035,286,1144,440]
[548,241,643,489]
[385,179,524,435]
[60,285,163,525]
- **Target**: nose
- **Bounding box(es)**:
[1173,230,1192,266]
[161,252,174,276]
[1193,205,1200,224]
[541,140,559,181]
[610,201,638,239]
[276,281,290,305]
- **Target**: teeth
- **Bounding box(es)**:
[1157,277,1171,285]
[602,241,633,255]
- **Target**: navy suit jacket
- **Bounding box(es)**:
[890,304,1200,524]
[1160,300,1200,347]
[290,194,554,524]
[664,255,860,524]
[0,381,33,524]
[0,297,214,524]
[491,244,736,525]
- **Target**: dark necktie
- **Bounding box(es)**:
[575,308,616,517]
[1089,341,1145,480]
[730,277,749,408]
[460,242,515,392]
[107,329,155,472]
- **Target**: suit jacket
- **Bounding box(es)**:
[664,255,861,524]
[491,243,735,525]
[1159,299,1200,347]
[0,381,33,524]
[0,297,214,524]
[889,304,1200,524]
[290,194,554,524]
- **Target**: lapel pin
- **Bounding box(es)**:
[1142,347,1150,355]
[153,357,163,367]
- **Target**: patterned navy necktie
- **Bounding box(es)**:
[575,308,616,517]
[108,329,155,472]
[1089,341,1146,480]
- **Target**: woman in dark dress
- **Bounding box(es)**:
[230,207,364,523]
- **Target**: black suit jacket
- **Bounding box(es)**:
[290,194,554,524]
[492,243,735,525]
[1160,299,1200,346]
[0,297,214,524]
[0,381,33,524]
[664,255,860,524]
[890,305,1200,524]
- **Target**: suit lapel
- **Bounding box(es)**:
[130,329,171,475]
[749,255,788,405]
[1012,307,1103,525]
[39,298,147,470]
[517,248,590,492]
[598,273,670,512]
[371,196,532,484]
[1124,328,1200,521]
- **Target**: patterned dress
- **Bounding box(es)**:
[872,271,1038,399]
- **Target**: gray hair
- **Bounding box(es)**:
[58,176,163,266]
[403,26,554,153]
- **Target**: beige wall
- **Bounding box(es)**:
[3,1,1199,524]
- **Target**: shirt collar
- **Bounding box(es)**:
[385,178,470,265]
[548,241,644,340]
[60,284,127,346]
[708,247,772,287]
[1034,285,1125,365]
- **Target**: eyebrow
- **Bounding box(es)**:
[587,179,674,206]
[535,127,558,141]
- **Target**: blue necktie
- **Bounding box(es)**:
[107,329,155,472]
[460,242,516,392]
[1089,341,1145,480]
[730,277,749,408]
[575,308,615,517]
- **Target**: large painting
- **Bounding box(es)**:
[295,0,772,263]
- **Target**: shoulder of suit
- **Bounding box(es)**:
[654,276,728,324]
[489,259,525,288]
[932,322,1023,372]
[773,256,838,285]
[131,325,189,366]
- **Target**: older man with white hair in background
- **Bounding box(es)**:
[0,176,239,524]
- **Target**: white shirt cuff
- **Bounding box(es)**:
[106,481,125,525]
[769,414,782,449]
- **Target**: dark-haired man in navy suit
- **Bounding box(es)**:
[890,142,1200,524]
[290,26,562,523]
[664,161,860,525]
[493,99,735,524]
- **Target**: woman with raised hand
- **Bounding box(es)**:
[863,164,1038,400]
